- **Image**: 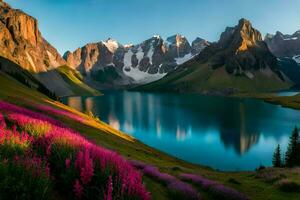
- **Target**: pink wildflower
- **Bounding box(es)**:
[45,163,50,177]
[65,158,71,169]
[104,176,113,200]
[73,179,83,199]
[75,150,94,185]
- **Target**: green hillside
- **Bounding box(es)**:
[1,69,300,199]
[138,61,290,95]
[56,65,101,96]
[137,19,292,95]
[0,56,100,97]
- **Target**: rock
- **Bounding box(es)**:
[191,37,210,55]
[0,2,65,72]
[64,35,209,88]
[265,30,300,62]
[199,18,280,76]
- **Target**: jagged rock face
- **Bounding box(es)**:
[65,35,210,86]
[199,18,280,78]
[0,1,65,72]
[138,19,290,94]
[165,34,191,58]
[191,37,210,55]
[265,31,300,65]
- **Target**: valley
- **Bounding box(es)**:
[1,0,300,199]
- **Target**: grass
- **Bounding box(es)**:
[56,65,101,96]
[231,92,300,111]
[1,72,300,199]
[137,62,291,94]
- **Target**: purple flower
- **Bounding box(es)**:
[143,166,177,184]
[168,180,200,200]
[180,173,248,200]
[209,184,248,200]
[180,173,218,189]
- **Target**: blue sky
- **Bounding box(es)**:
[6,0,300,55]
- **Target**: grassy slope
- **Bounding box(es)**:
[232,92,300,111]
[138,61,290,94]
[56,65,101,96]
[267,95,300,110]
[1,72,300,200]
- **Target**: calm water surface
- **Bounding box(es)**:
[62,91,300,171]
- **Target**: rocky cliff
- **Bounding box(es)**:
[138,19,290,94]
[200,18,281,78]
[0,1,65,72]
[64,35,209,87]
[265,31,300,65]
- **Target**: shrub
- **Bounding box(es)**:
[255,169,286,183]
[0,101,150,200]
[180,173,248,200]
[276,179,300,192]
[0,157,53,200]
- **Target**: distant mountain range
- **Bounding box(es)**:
[64,35,210,89]
[264,31,300,84]
[138,19,291,94]
[0,0,299,96]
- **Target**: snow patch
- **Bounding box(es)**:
[123,50,134,68]
[175,53,193,65]
[135,46,144,64]
[106,63,115,67]
[103,39,119,53]
[123,66,166,84]
[284,37,298,41]
[293,55,300,64]
[245,71,254,79]
[124,44,133,48]
[123,48,166,84]
[147,45,154,65]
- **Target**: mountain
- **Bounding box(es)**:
[0,55,59,99]
[137,19,291,94]
[0,1,65,72]
[64,35,210,88]
[265,30,300,64]
[265,31,300,85]
[0,1,99,96]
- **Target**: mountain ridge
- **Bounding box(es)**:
[64,35,210,88]
[0,1,100,96]
[137,18,291,94]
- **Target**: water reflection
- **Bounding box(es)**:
[62,91,300,171]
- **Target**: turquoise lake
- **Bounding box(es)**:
[62,91,300,171]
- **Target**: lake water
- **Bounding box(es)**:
[62,91,300,171]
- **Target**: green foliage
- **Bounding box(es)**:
[0,160,53,200]
[5,70,60,101]
[273,144,282,167]
[56,65,101,96]
[277,179,300,193]
[285,127,300,167]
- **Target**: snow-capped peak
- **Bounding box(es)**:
[103,38,119,53]
[124,43,134,48]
